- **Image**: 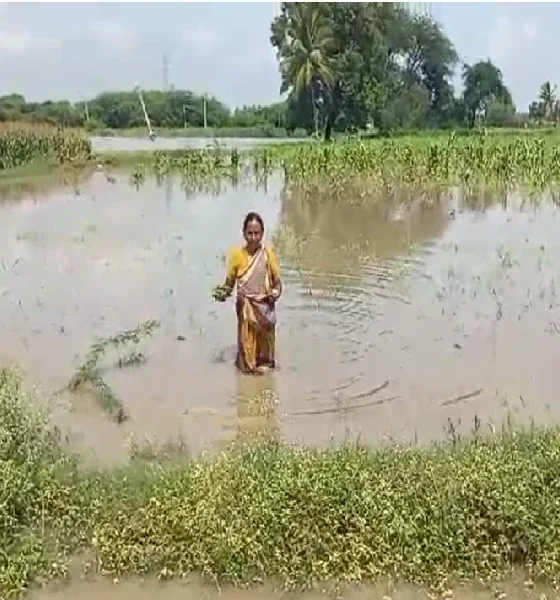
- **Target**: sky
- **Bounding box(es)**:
[0,2,556,112]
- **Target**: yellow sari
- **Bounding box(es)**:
[226,245,281,374]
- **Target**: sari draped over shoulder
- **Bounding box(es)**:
[234,246,278,373]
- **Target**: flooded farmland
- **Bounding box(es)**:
[90,135,306,153]
[1,170,560,465]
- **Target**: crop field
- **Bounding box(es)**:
[2,131,560,599]
[0,124,92,171]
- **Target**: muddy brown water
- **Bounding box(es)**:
[1,170,560,465]
[29,574,560,600]
[90,136,306,152]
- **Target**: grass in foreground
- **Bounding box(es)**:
[3,368,560,598]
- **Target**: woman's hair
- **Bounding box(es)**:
[243,211,265,233]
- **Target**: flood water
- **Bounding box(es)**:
[90,136,306,153]
[29,573,560,600]
[1,170,560,465]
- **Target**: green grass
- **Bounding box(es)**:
[3,366,560,598]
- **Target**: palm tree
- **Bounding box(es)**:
[539,81,557,123]
[280,3,335,137]
[554,99,560,125]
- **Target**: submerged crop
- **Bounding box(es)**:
[124,134,560,199]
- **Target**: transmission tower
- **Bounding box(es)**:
[162,51,170,92]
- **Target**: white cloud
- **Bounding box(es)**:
[520,20,537,41]
[224,45,276,73]
[0,29,30,53]
[491,14,537,64]
[89,21,134,54]
[182,25,215,53]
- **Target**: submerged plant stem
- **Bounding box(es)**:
[68,319,160,423]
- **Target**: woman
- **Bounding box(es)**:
[215,212,283,374]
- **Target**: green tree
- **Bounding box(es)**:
[231,102,287,131]
[271,2,459,137]
[379,83,431,132]
[528,100,545,123]
[401,15,458,126]
[320,2,409,136]
[0,94,26,121]
[539,81,557,123]
[462,60,513,128]
[272,3,335,137]
[485,99,517,127]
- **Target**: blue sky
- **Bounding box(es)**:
[0,2,555,111]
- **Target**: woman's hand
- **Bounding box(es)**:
[212,284,233,302]
[267,289,280,304]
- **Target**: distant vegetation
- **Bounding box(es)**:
[270,3,560,138]
[0,3,559,139]
[0,90,303,138]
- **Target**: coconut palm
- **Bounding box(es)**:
[539,81,557,123]
[279,3,335,137]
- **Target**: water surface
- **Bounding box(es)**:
[31,574,560,600]
[1,171,559,464]
[90,136,305,153]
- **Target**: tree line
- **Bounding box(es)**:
[0,90,292,133]
[0,2,556,137]
[270,3,559,137]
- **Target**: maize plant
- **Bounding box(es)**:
[0,124,92,170]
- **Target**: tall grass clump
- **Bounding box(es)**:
[0,123,92,170]
[4,366,560,597]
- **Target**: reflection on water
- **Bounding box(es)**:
[0,167,92,205]
[0,171,560,461]
[234,373,280,444]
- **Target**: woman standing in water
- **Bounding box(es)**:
[213,212,283,374]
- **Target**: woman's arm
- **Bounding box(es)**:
[268,248,283,301]
[224,248,238,291]
[224,273,235,290]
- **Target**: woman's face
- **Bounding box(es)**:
[243,219,263,251]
